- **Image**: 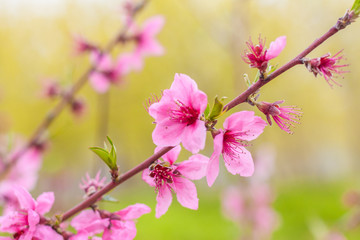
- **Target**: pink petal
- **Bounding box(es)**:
[190,89,208,115]
[124,51,143,71]
[173,178,198,210]
[90,51,113,71]
[222,187,244,222]
[223,111,267,141]
[142,16,165,37]
[155,145,181,165]
[13,148,42,191]
[13,185,36,210]
[266,36,286,60]
[206,131,224,187]
[170,73,199,106]
[136,39,164,56]
[89,72,110,93]
[69,231,92,240]
[115,203,151,221]
[35,192,54,215]
[181,119,206,154]
[155,185,172,218]
[148,91,175,122]
[141,168,155,187]
[177,154,209,180]
[223,147,254,177]
[33,225,63,240]
[27,209,40,230]
[103,221,136,240]
[115,53,134,75]
[151,119,186,147]
[71,210,108,234]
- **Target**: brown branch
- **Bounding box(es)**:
[0,0,148,180]
[58,14,352,222]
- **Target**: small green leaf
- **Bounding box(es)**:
[90,137,118,171]
[204,104,210,118]
[244,74,251,87]
[208,96,227,120]
[267,64,278,75]
[89,147,113,169]
[101,195,119,203]
[107,136,117,166]
[352,0,360,14]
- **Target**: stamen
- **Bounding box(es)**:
[169,100,199,126]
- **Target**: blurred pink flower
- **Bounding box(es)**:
[149,73,207,154]
[206,111,267,187]
[142,145,208,218]
[0,137,44,210]
[256,100,302,134]
[129,15,165,70]
[222,185,278,239]
[221,186,244,222]
[70,98,86,117]
[71,203,151,240]
[73,35,97,55]
[324,232,347,240]
[0,185,62,240]
[89,51,133,93]
[243,36,286,72]
[304,50,348,87]
[41,79,61,99]
[79,171,106,197]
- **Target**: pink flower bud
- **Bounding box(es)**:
[243,35,286,72]
[303,50,348,87]
[73,35,97,55]
[256,100,302,134]
[71,98,86,117]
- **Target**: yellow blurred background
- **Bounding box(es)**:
[1,0,360,239]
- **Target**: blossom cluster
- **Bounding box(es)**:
[0,0,354,239]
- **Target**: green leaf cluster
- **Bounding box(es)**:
[352,0,360,15]
[90,136,118,171]
[205,96,227,121]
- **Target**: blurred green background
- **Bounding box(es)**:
[1,0,360,239]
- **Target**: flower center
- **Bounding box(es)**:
[222,131,249,161]
[169,100,199,126]
[149,162,180,190]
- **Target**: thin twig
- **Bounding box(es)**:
[0,0,148,180]
[59,18,348,222]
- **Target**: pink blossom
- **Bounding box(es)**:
[41,79,61,99]
[0,138,44,210]
[149,73,207,154]
[304,50,348,87]
[89,51,133,93]
[324,232,346,240]
[142,145,208,218]
[222,185,278,239]
[206,111,267,187]
[0,185,62,240]
[129,16,165,70]
[71,203,151,240]
[73,35,97,55]
[221,186,244,222]
[256,100,302,134]
[79,171,106,197]
[70,98,86,117]
[243,35,286,72]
